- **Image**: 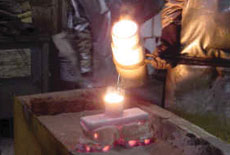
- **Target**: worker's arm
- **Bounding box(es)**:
[146,0,186,69]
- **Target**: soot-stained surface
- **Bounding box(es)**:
[38,111,184,155]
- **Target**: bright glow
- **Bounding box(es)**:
[104,87,124,117]
[102,145,110,152]
[94,133,98,139]
[112,19,143,67]
[112,46,143,66]
[85,146,90,152]
[112,35,138,50]
[112,20,137,38]
[128,140,137,147]
[144,139,151,145]
[104,92,124,104]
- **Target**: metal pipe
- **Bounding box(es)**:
[164,55,230,68]
[146,54,230,68]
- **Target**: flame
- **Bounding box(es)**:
[104,92,124,104]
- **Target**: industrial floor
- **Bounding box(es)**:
[0,77,40,155]
[0,138,14,155]
[0,118,14,155]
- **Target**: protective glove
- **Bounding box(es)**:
[145,11,181,70]
[145,45,172,70]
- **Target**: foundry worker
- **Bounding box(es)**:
[148,0,230,69]
[148,0,230,122]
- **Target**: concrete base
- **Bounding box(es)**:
[80,108,149,131]
[165,65,230,143]
[15,88,230,155]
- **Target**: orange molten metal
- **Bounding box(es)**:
[103,88,124,117]
[144,139,151,145]
[128,140,137,147]
[85,146,91,152]
[94,133,98,140]
[112,20,141,66]
[111,19,146,87]
[102,146,110,152]
[104,92,124,103]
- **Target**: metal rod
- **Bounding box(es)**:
[161,70,167,108]
[164,55,230,68]
[146,53,230,68]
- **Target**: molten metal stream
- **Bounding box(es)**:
[116,74,121,89]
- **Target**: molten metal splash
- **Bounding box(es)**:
[76,138,155,153]
[127,139,153,147]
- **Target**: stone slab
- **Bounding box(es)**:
[80,108,149,131]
